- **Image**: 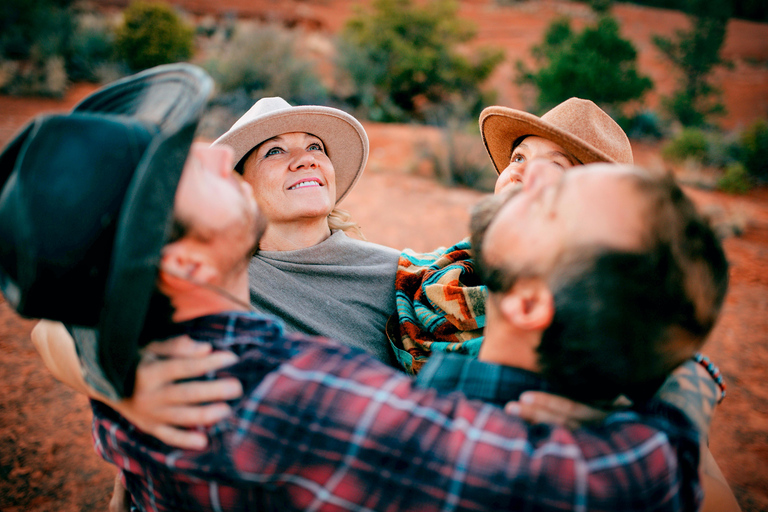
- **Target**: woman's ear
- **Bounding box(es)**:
[497,278,555,332]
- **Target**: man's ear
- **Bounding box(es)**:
[158,240,220,288]
[497,278,554,331]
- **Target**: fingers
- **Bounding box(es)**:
[151,425,210,451]
[152,403,233,427]
[142,335,213,358]
[109,472,130,512]
[160,378,243,406]
[505,391,608,428]
[139,350,239,384]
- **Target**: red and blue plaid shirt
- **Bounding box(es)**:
[92,311,701,512]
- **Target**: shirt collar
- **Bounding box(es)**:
[415,352,551,407]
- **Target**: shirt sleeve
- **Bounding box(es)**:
[223,335,702,512]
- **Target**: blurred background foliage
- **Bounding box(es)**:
[0,0,765,193]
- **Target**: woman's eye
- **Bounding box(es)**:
[510,153,525,164]
[265,147,282,156]
[308,143,323,152]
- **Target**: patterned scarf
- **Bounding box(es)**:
[389,238,488,375]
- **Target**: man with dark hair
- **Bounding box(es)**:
[2,65,726,511]
[450,163,729,407]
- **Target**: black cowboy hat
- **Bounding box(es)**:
[0,63,213,398]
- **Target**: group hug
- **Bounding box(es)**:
[0,63,739,511]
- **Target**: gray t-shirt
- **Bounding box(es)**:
[248,230,400,366]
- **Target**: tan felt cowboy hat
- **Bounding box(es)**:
[480,97,633,174]
[213,97,368,205]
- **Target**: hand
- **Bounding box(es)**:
[109,472,130,512]
[106,336,243,450]
[505,391,609,429]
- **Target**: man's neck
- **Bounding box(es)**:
[477,324,541,372]
[169,268,251,322]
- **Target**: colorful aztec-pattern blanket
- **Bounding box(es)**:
[389,238,488,375]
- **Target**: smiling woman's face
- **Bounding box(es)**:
[241,132,337,225]
[494,136,580,195]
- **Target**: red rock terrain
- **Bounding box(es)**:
[1,1,767,510]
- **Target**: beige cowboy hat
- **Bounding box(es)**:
[479,97,633,174]
[213,97,368,205]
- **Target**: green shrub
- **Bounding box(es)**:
[653,0,729,127]
[717,162,752,194]
[66,17,117,82]
[430,124,497,192]
[0,0,76,96]
[337,0,503,123]
[662,128,709,163]
[739,119,768,182]
[203,24,326,107]
[618,110,664,140]
[518,14,652,113]
[115,1,194,71]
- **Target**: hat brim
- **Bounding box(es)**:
[480,106,620,174]
[213,106,368,205]
[73,64,213,398]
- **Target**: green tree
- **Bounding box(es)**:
[653,0,730,126]
[115,1,194,72]
[518,14,652,113]
[337,0,504,123]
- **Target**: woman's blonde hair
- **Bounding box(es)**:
[328,207,365,240]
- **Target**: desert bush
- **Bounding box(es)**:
[337,0,504,123]
[429,124,497,192]
[66,18,117,82]
[0,0,76,96]
[115,1,194,72]
[203,24,326,108]
[518,14,652,113]
[618,110,664,140]
[717,162,752,194]
[738,119,768,182]
[662,128,709,163]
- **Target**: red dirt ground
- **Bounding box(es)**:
[1,1,767,510]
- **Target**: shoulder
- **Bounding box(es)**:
[330,231,400,263]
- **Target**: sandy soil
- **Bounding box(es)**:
[1,1,767,510]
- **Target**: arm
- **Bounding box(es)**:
[30,320,243,449]
[509,357,722,438]
[218,339,701,511]
[88,323,701,510]
[31,320,93,394]
[656,358,721,440]
[700,445,742,512]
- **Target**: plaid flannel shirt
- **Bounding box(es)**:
[92,311,701,512]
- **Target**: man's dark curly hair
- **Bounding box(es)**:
[471,168,729,404]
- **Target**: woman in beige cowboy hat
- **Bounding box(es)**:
[210,97,401,366]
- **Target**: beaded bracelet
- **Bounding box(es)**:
[694,352,726,404]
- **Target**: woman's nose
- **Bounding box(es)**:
[524,159,563,193]
[289,150,317,171]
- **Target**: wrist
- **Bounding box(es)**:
[693,352,726,404]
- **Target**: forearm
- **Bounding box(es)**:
[31,320,103,398]
[656,357,721,439]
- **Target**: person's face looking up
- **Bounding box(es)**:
[241,132,337,225]
[174,143,263,257]
[495,136,580,195]
[484,161,648,278]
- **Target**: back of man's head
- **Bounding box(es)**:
[472,166,728,404]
